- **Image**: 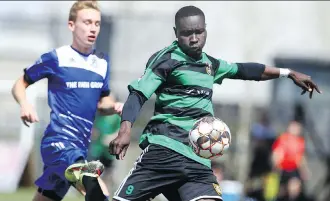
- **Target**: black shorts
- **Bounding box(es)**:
[113,144,222,201]
[280,169,301,185]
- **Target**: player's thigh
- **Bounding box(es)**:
[180,158,223,201]
[113,147,159,201]
[161,181,184,201]
[178,182,223,201]
[40,140,86,166]
[113,144,184,201]
[36,142,86,198]
[35,164,72,200]
[163,183,222,201]
[280,169,300,187]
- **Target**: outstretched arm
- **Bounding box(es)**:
[261,65,321,98]
[214,60,321,99]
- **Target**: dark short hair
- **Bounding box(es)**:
[175,5,205,27]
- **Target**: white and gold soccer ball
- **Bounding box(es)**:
[189,116,232,159]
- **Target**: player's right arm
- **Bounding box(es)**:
[12,51,57,127]
[12,76,39,127]
[109,53,173,160]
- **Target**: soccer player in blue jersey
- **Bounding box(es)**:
[11,1,122,201]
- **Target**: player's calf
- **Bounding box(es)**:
[65,160,109,200]
[82,172,109,201]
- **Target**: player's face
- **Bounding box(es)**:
[174,15,207,59]
[287,121,302,136]
[69,8,101,49]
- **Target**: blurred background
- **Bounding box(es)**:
[0,1,330,201]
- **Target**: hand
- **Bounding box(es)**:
[289,70,322,99]
[114,102,124,115]
[20,102,39,127]
[102,132,118,145]
[109,121,131,160]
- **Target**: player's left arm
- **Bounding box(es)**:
[214,60,321,98]
[97,56,123,115]
[97,94,123,115]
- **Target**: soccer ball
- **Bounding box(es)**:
[189,116,231,159]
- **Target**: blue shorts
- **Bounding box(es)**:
[35,139,87,199]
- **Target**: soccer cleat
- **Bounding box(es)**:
[65,162,86,183]
[82,160,105,177]
[65,160,104,183]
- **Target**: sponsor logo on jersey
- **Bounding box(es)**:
[66,81,103,89]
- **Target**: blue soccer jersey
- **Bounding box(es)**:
[24,45,110,149]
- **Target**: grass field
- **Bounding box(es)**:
[0,187,84,201]
[0,187,167,201]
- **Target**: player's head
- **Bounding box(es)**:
[287,121,302,136]
[174,6,206,59]
[68,1,101,51]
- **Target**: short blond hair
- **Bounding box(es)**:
[69,1,100,22]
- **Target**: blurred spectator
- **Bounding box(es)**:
[276,177,314,201]
[271,121,309,201]
[212,162,225,184]
[88,113,121,195]
[245,112,276,201]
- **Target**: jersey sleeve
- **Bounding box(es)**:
[128,55,171,99]
[100,55,111,97]
[213,59,239,84]
[24,50,58,84]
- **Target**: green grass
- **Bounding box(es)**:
[0,187,84,201]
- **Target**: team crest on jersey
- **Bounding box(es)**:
[90,57,97,68]
[206,63,212,75]
[213,183,222,196]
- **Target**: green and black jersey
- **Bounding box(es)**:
[128,41,241,168]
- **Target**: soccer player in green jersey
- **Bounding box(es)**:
[109,5,321,201]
